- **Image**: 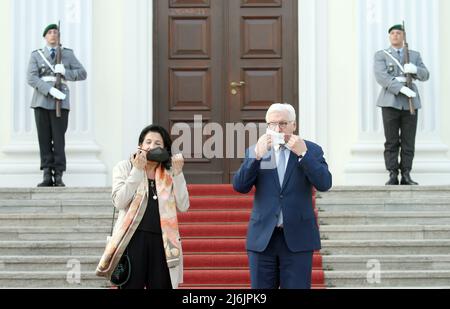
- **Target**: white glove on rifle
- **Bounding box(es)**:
[395,77,407,83]
[49,87,66,100]
[54,64,66,76]
[400,86,417,98]
[404,63,418,74]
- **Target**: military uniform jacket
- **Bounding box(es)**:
[27,47,87,110]
[374,47,429,110]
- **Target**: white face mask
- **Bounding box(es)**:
[266,128,286,147]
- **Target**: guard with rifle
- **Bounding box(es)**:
[27,23,87,187]
[374,23,430,186]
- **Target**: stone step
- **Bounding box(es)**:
[0,256,99,272]
[318,212,450,225]
[316,186,450,199]
[0,227,111,241]
[320,225,450,240]
[317,198,450,212]
[0,200,113,213]
[7,225,450,242]
[321,240,450,255]
[0,188,111,200]
[322,255,450,271]
[0,271,110,288]
[0,241,105,256]
[0,213,114,227]
[324,270,450,288]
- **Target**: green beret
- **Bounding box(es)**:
[388,24,404,34]
[43,24,58,37]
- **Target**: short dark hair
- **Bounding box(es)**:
[138,124,172,170]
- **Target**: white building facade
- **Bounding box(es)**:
[0,0,449,187]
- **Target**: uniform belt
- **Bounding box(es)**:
[41,76,66,84]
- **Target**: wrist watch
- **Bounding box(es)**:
[299,150,307,159]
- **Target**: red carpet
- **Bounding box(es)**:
[179,185,325,289]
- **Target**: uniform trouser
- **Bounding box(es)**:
[34,107,69,172]
[382,107,418,172]
[120,230,172,289]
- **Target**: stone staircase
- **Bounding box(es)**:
[0,188,110,288]
[1,186,450,288]
[317,186,450,288]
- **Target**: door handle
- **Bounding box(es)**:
[230,81,246,95]
[230,81,246,87]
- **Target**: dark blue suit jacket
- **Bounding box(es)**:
[233,140,332,253]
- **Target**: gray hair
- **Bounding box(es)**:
[265,103,296,123]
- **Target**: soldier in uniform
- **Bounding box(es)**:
[374,24,430,185]
[27,24,87,187]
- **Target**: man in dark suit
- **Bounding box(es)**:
[233,103,332,289]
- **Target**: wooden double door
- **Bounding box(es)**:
[154,0,298,183]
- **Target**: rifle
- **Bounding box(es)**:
[402,21,416,116]
[55,21,62,118]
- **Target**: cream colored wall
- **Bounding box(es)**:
[0,0,11,161]
[327,0,359,185]
[440,0,450,151]
[92,0,125,184]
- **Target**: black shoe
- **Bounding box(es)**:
[385,170,399,185]
[53,170,66,187]
[401,170,418,185]
[37,168,54,187]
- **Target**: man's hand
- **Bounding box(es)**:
[49,87,66,100]
[404,63,418,74]
[285,135,308,157]
[172,154,184,176]
[400,86,417,98]
[55,64,66,76]
[255,134,272,160]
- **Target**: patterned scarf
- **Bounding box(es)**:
[96,164,181,279]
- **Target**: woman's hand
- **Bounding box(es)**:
[172,154,184,176]
[132,149,147,170]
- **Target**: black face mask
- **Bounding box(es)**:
[146,147,170,163]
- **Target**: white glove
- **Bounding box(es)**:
[400,86,417,98]
[49,87,67,100]
[395,77,407,83]
[54,64,66,76]
[404,63,418,74]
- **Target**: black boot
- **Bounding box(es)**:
[385,170,399,185]
[37,168,53,187]
[53,170,66,187]
[401,170,418,185]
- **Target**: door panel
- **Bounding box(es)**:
[155,0,297,183]
[227,0,298,181]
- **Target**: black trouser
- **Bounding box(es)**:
[120,230,172,289]
[382,107,418,172]
[34,107,69,172]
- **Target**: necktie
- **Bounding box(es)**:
[50,48,56,60]
[277,146,286,187]
[397,50,402,63]
[277,146,286,227]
